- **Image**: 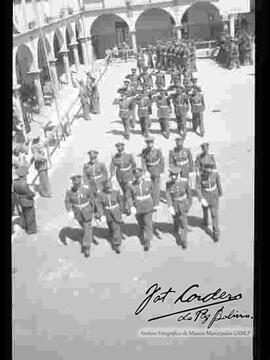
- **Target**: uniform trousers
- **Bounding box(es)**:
[135,211,153,247]
[202,203,219,237]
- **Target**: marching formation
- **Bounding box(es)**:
[12,38,224,259]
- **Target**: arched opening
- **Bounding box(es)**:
[181,1,222,41]
[91,14,130,59]
[53,30,65,81]
[37,37,51,88]
[135,8,176,48]
[65,26,75,67]
[15,44,35,102]
[75,23,84,64]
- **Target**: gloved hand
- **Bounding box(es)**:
[169,206,175,216]
[67,211,74,220]
[130,206,137,215]
[201,198,208,207]
[100,215,106,223]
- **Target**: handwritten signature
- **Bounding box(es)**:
[134,283,253,328]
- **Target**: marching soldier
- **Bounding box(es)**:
[98,180,123,254]
[170,67,182,87]
[169,85,189,136]
[88,75,100,114]
[190,86,206,137]
[135,87,153,137]
[141,137,164,209]
[169,137,194,179]
[126,68,140,88]
[154,68,166,90]
[129,168,154,251]
[196,163,223,242]
[154,88,171,138]
[12,166,37,235]
[137,48,145,73]
[166,168,192,248]
[122,79,137,128]
[110,142,136,215]
[83,150,108,194]
[113,92,133,139]
[64,175,102,257]
[138,66,153,90]
[195,142,217,176]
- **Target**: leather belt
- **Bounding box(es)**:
[176,159,189,166]
[119,164,132,172]
[159,105,168,108]
[204,184,217,192]
[105,204,119,210]
[73,201,90,209]
[148,159,160,166]
[174,194,187,201]
[139,106,148,109]
[92,174,102,180]
[136,194,151,201]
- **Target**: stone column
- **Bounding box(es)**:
[48,58,60,95]
[27,69,44,111]
[78,36,89,67]
[176,26,182,40]
[69,42,80,71]
[59,49,72,86]
[130,31,137,52]
[230,14,235,38]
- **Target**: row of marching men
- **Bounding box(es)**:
[113,65,205,140]
[136,39,197,73]
[63,137,222,258]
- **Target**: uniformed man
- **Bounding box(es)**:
[129,168,154,251]
[110,142,136,215]
[98,180,123,254]
[141,137,164,209]
[83,150,108,194]
[169,85,189,136]
[166,168,192,248]
[189,40,197,72]
[137,49,145,73]
[79,79,91,121]
[138,66,153,90]
[122,78,137,128]
[126,68,140,88]
[12,166,37,235]
[189,86,205,137]
[147,44,155,69]
[195,142,217,176]
[169,137,194,179]
[31,135,52,197]
[113,92,133,139]
[228,39,240,69]
[154,68,166,90]
[135,87,153,137]
[153,88,171,138]
[196,163,223,242]
[170,67,182,87]
[65,175,102,257]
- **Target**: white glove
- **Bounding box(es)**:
[100,215,106,223]
[67,211,74,220]
[130,206,137,215]
[169,206,175,216]
[201,198,208,207]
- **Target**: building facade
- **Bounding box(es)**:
[13,0,250,111]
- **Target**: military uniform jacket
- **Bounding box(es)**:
[190,93,205,113]
[136,95,152,118]
[171,93,189,114]
[129,179,153,214]
[65,185,101,222]
[155,73,166,88]
[98,190,123,222]
[141,147,165,177]
[139,73,153,89]
[110,152,136,183]
[169,147,194,173]
[196,172,223,206]
[195,153,217,173]
[166,178,192,213]
[113,97,132,118]
[155,95,171,118]
[13,178,35,208]
[83,161,108,185]
[170,70,182,85]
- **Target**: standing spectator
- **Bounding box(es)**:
[88,76,100,114]
[31,135,52,197]
[112,44,119,59]
[79,80,91,121]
